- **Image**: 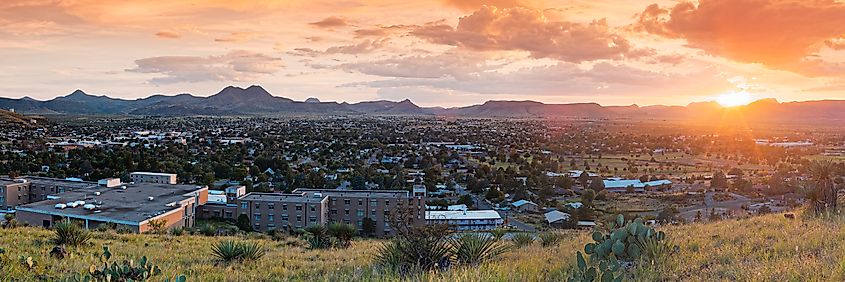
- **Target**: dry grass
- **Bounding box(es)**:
[2,213,845,281]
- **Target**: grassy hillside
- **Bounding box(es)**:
[1,213,844,281]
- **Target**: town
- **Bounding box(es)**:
[2,116,841,236]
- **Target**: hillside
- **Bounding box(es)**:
[2,86,845,122]
[0,213,841,281]
[0,109,41,127]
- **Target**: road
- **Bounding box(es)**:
[471,194,537,232]
[678,192,752,220]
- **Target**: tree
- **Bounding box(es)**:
[581,189,596,208]
[578,171,590,188]
[236,214,252,232]
[147,219,167,233]
[485,188,504,202]
[351,175,366,190]
[457,194,474,207]
[711,171,728,190]
[656,206,679,223]
[362,217,376,237]
[588,177,605,192]
[807,161,837,214]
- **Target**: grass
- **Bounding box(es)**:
[3,213,845,280]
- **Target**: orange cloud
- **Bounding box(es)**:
[155,30,181,39]
[442,0,527,10]
[214,32,258,43]
[309,16,349,28]
[127,50,284,84]
[413,6,647,63]
[634,0,845,73]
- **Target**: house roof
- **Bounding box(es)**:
[511,200,536,207]
[426,210,502,220]
[544,210,571,223]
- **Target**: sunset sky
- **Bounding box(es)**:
[1,0,845,107]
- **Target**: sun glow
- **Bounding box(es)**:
[716,91,752,107]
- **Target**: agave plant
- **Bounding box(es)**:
[374,224,453,274]
[488,228,508,241]
[52,219,90,247]
[510,232,535,247]
[451,233,511,266]
[327,222,357,248]
[211,240,266,263]
[539,232,563,248]
[304,224,331,249]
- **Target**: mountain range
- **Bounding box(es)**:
[1,85,844,122]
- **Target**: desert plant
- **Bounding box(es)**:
[327,222,357,248]
[147,219,167,234]
[211,240,241,262]
[304,224,331,249]
[488,228,508,241]
[374,224,453,274]
[568,251,623,282]
[451,233,510,266]
[198,224,216,236]
[211,240,266,263]
[539,232,563,247]
[2,213,18,229]
[52,220,90,247]
[511,232,535,247]
[584,214,674,267]
[65,246,186,282]
[169,227,184,236]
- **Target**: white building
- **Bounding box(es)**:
[426,210,503,231]
[130,172,177,185]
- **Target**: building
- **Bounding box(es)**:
[236,192,329,232]
[1,177,98,211]
[511,200,539,213]
[603,178,673,192]
[15,182,208,233]
[199,188,426,237]
[544,210,572,227]
[426,210,503,231]
[130,172,177,184]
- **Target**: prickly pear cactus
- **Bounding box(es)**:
[583,215,668,264]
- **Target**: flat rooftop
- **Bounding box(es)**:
[294,188,411,199]
[22,176,98,189]
[18,183,206,225]
[240,192,326,203]
[426,210,502,220]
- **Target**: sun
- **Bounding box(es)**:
[716,91,752,107]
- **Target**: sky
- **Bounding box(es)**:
[1,0,844,107]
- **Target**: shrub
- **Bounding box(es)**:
[374,224,453,274]
[236,214,253,232]
[211,240,266,263]
[451,233,510,266]
[67,246,186,282]
[488,228,508,241]
[511,232,535,247]
[198,224,216,236]
[169,227,184,236]
[52,220,90,247]
[327,223,357,248]
[147,219,167,234]
[3,214,19,229]
[539,232,563,248]
[304,224,331,249]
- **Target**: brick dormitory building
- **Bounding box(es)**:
[2,173,428,236]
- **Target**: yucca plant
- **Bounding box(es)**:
[511,232,535,247]
[304,224,331,249]
[374,224,453,274]
[539,232,563,248]
[52,219,90,247]
[237,241,266,261]
[488,228,508,241]
[451,233,511,266]
[211,240,266,263]
[212,240,241,262]
[327,222,357,248]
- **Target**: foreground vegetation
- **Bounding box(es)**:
[3,212,845,281]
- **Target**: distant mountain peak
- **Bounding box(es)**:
[305,97,321,104]
[68,89,89,97]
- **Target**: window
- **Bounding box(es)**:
[254,214,261,221]
[310,216,317,224]
[370,199,377,207]
[296,205,302,211]
[371,210,376,217]
[281,215,289,221]
[255,203,260,209]
[357,220,362,227]
[385,200,390,206]
[283,204,288,211]
[268,204,274,210]
[344,209,350,215]
[331,209,338,215]
[267,224,275,231]
[358,199,363,206]
[225,211,233,218]
[296,216,302,222]
[344,199,351,205]
[268,214,274,221]
[310,205,316,212]
[357,209,364,217]
[241,203,247,209]
[384,210,390,217]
